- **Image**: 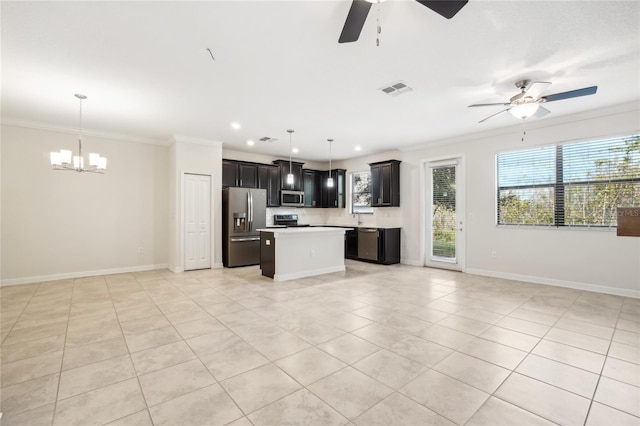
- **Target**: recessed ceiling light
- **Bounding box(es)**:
[355,145,362,151]
[292,147,299,154]
[231,122,241,130]
[246,140,255,146]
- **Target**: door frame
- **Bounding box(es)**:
[181,171,214,272]
[420,154,466,272]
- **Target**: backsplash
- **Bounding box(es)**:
[266,207,402,228]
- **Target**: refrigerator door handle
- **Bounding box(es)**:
[247,191,251,232]
[249,192,253,231]
[230,237,260,242]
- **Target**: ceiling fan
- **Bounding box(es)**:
[338,0,468,44]
[469,80,598,123]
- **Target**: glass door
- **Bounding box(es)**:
[425,160,464,271]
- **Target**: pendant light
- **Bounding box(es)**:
[327,138,334,188]
[50,94,107,173]
[286,129,295,186]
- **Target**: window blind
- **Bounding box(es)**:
[497,134,640,227]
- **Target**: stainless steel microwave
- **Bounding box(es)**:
[280,190,305,207]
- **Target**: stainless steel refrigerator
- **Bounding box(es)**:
[222,187,267,267]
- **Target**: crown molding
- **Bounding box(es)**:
[1,117,171,146]
[170,135,223,147]
[401,101,640,152]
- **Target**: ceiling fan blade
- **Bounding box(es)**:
[468,102,511,107]
[415,0,468,19]
[479,109,508,123]
[542,86,598,102]
[338,0,372,43]
[533,106,551,118]
[523,81,551,99]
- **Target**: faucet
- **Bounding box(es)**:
[356,212,363,226]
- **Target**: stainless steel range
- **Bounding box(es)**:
[273,214,309,228]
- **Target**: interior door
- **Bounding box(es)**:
[425,159,464,271]
[184,173,211,271]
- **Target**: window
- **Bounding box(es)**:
[497,135,640,227]
[351,171,373,214]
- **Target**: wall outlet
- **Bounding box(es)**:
[310,250,315,257]
[491,251,497,258]
[137,247,144,254]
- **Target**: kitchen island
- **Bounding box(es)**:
[258,227,352,281]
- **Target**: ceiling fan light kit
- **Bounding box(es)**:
[469,79,598,123]
[509,102,539,120]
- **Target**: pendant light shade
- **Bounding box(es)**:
[50,94,107,173]
[287,129,295,186]
[327,138,334,188]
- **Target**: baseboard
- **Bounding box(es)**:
[0,264,169,286]
[400,258,423,266]
[466,268,639,299]
[168,265,184,273]
[274,265,345,282]
[213,262,224,269]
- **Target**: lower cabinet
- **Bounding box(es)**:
[345,229,358,259]
[260,232,275,278]
[345,227,400,265]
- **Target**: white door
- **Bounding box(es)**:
[425,159,465,271]
[184,174,211,271]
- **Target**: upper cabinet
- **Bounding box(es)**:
[303,169,323,207]
[273,160,304,192]
[323,169,346,208]
[258,164,280,207]
[222,160,258,188]
[222,160,240,187]
[222,159,346,209]
[303,169,345,208]
[370,160,400,207]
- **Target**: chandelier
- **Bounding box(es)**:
[50,94,107,173]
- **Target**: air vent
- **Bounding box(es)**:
[380,81,413,97]
[259,137,277,143]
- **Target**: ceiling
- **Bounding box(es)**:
[2,1,639,161]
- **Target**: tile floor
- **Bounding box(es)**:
[0,261,638,426]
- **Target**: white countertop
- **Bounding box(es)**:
[257,226,353,234]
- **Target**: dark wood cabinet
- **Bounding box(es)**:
[302,168,345,209]
[348,227,400,264]
[370,160,400,207]
[273,160,304,192]
[377,228,401,264]
[222,159,259,188]
[222,160,239,187]
[322,169,346,208]
[238,163,258,188]
[258,165,280,207]
[345,229,358,259]
[303,169,323,207]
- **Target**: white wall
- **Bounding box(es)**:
[328,151,404,229]
[1,124,169,284]
[400,103,640,297]
[8,103,635,296]
[169,137,223,272]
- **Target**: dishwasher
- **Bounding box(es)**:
[358,228,379,261]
